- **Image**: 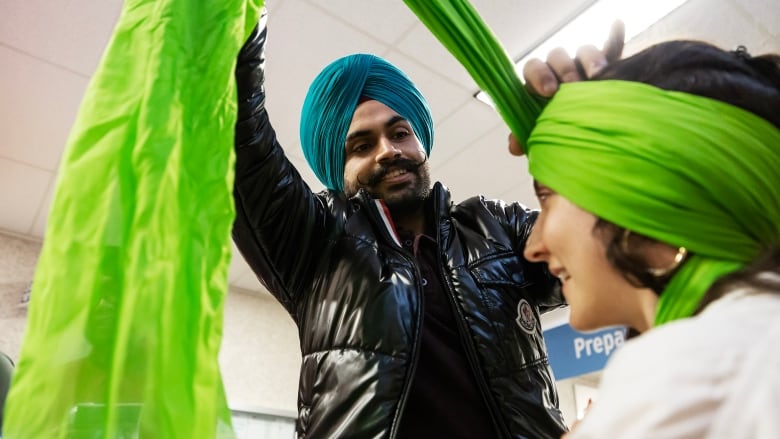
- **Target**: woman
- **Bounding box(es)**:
[522,41,780,437]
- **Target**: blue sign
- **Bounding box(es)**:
[542,324,627,380]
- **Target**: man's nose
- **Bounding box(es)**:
[376,137,401,162]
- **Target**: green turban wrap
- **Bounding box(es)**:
[300,54,434,192]
[527,80,780,325]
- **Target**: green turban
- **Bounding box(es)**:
[300,54,434,192]
[527,80,780,325]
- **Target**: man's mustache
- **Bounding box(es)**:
[357,156,428,187]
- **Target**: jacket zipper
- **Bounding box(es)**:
[389,249,424,439]
[433,210,511,438]
[361,194,424,439]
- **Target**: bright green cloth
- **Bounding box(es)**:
[527,80,780,324]
[3,1,262,438]
[403,0,544,144]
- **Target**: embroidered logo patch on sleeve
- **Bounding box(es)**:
[516,299,537,334]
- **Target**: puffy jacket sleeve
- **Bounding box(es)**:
[232,12,334,317]
[506,204,565,312]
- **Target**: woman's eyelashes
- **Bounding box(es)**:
[534,185,554,205]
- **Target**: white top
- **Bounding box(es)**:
[569,280,780,439]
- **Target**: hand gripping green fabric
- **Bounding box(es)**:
[403,0,545,144]
[3,1,263,438]
[528,81,780,325]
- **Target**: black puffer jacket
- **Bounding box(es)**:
[232,20,567,439]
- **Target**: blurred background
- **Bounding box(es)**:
[1,0,777,436]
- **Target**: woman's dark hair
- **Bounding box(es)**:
[593,40,780,128]
[586,40,780,305]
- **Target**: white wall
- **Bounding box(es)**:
[0,231,301,416]
[220,288,300,414]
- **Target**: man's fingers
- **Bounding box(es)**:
[575,44,607,78]
[575,20,625,79]
[603,19,625,63]
[522,19,625,97]
[522,58,559,97]
[508,133,525,156]
[546,47,581,83]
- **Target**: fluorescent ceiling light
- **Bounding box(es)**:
[475,0,690,106]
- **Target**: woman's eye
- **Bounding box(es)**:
[533,182,556,205]
[535,190,552,203]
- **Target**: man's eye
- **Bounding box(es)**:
[393,130,409,140]
[354,144,370,153]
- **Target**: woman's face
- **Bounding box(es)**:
[524,182,657,332]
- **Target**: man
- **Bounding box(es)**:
[232,11,620,438]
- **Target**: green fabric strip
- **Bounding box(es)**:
[527,80,780,324]
[3,1,262,438]
[403,0,545,144]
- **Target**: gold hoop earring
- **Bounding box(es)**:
[621,229,688,277]
[648,246,688,277]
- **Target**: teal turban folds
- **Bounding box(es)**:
[300,54,434,191]
[527,80,780,325]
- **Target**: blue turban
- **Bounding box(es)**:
[300,54,434,191]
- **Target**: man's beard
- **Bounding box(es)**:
[352,156,431,214]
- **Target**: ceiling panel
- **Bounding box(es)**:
[381,49,475,124]
[0,158,53,236]
[624,0,779,56]
[29,181,54,238]
[393,21,479,91]
[466,0,595,61]
[741,0,780,40]
[394,0,596,90]
[430,98,504,168]
[0,45,88,171]
[433,124,535,205]
[304,0,422,45]
[0,0,122,76]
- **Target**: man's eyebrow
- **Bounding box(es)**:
[346,115,408,143]
[385,115,407,128]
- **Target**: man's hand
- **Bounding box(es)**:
[523,20,625,97]
[508,20,625,156]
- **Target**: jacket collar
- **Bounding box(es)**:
[354,182,452,246]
